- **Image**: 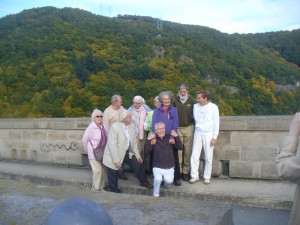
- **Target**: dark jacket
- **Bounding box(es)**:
[145,134,182,169]
[173,96,195,127]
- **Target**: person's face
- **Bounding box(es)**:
[162,95,171,107]
[155,124,166,138]
[154,100,161,109]
[196,93,208,106]
[123,113,132,125]
[93,113,103,125]
[132,98,142,109]
[113,97,122,109]
[180,87,188,96]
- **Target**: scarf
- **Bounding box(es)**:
[131,106,147,139]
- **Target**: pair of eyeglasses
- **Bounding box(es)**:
[96,115,103,118]
[133,102,141,105]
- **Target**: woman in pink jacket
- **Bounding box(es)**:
[82,109,107,192]
[276,112,300,225]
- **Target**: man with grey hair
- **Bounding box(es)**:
[103,110,153,193]
[173,84,196,182]
[103,94,127,180]
[145,122,182,197]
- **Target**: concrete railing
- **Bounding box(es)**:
[0,116,295,180]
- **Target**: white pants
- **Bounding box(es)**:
[153,167,174,197]
[90,159,106,190]
[190,130,214,180]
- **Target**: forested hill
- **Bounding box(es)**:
[0,7,299,118]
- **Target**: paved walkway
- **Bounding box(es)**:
[0,161,295,210]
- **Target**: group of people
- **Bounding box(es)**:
[81,89,300,224]
[82,83,220,197]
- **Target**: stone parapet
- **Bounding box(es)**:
[0,116,293,180]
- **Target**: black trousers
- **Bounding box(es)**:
[173,148,181,180]
[106,166,119,192]
[123,154,147,183]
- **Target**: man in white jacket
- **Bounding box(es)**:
[189,90,219,185]
[276,112,300,225]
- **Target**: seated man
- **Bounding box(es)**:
[145,122,183,197]
[103,110,152,193]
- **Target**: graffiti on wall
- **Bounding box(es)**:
[40,141,79,152]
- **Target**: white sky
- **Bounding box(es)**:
[0,0,299,34]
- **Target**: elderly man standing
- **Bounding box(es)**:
[103,110,153,193]
[103,94,127,180]
[189,90,219,185]
[173,84,195,182]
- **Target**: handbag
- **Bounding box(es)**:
[89,140,105,162]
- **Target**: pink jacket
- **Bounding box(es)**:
[82,121,105,160]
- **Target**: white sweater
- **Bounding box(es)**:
[193,102,219,139]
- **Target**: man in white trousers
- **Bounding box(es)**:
[189,90,219,185]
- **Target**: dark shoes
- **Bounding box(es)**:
[174,179,182,186]
[118,171,128,180]
[103,186,122,193]
[140,181,153,189]
[182,174,190,181]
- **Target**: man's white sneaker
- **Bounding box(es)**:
[204,179,211,184]
[189,177,200,183]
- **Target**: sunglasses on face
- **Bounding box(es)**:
[95,115,103,118]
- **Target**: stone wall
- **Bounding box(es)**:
[0,116,295,180]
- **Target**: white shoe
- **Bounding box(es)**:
[204,179,211,184]
[189,177,200,183]
[153,194,159,197]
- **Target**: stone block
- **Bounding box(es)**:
[8,131,22,139]
[231,131,284,146]
[224,146,241,160]
[32,130,47,140]
[212,160,222,176]
[75,118,90,129]
[67,153,84,166]
[247,116,292,130]
[261,162,278,179]
[21,150,27,160]
[229,161,253,178]
[217,131,231,145]
[68,130,84,140]
[252,162,261,178]
[53,153,68,164]
[31,150,37,161]
[49,119,75,129]
[220,116,247,130]
[19,141,30,149]
[242,146,277,162]
[11,149,17,160]
[22,130,32,139]
[48,131,68,141]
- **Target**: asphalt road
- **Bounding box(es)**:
[0,179,290,225]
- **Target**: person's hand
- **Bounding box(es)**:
[115,162,122,168]
[170,130,178,137]
[137,157,143,164]
[289,112,300,137]
[210,138,217,146]
[169,138,175,144]
[148,133,156,140]
[150,138,156,145]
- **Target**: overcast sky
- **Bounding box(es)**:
[0,0,299,34]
